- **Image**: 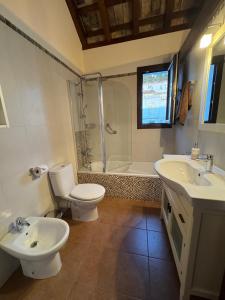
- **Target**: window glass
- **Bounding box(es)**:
[142,71,169,124]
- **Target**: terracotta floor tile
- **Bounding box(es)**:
[1,197,179,300]
[68,281,143,300]
[76,247,150,300]
[148,258,180,300]
[147,230,172,261]
[92,222,148,256]
[0,260,78,300]
[142,201,161,209]
[99,205,147,229]
[0,268,34,300]
[65,220,98,245]
[115,252,150,299]
[146,208,165,232]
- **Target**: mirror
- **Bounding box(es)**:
[0,85,9,128]
[204,35,225,124]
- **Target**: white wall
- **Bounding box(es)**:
[0,0,84,73]
[0,0,189,76]
[82,31,189,163]
[0,21,77,287]
[175,28,225,169]
[106,75,176,162]
[83,30,189,74]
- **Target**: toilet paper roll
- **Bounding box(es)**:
[32,165,48,177]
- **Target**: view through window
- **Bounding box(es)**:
[142,71,169,124]
[137,63,173,129]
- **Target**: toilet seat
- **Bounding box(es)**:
[69,184,105,201]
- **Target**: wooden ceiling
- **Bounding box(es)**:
[66,0,203,49]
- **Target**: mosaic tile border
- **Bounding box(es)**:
[0,14,80,78]
[78,172,162,202]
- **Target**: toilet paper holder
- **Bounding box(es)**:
[29,165,48,179]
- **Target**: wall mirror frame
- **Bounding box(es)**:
[199,23,225,133]
[0,85,9,128]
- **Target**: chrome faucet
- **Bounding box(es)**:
[198,154,214,172]
[12,217,30,232]
[206,154,214,172]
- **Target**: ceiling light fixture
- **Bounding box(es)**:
[200,34,213,49]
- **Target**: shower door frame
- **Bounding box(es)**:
[69,72,132,173]
[81,73,106,172]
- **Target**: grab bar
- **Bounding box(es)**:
[105,123,117,134]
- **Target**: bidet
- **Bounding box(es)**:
[0,217,69,279]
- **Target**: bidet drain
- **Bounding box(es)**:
[30,241,38,248]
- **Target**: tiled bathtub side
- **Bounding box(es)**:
[78,173,162,202]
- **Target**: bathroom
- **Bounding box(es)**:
[0,0,225,299]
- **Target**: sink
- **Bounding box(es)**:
[155,158,225,202]
[0,217,69,279]
[156,160,211,186]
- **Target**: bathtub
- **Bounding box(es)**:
[78,161,162,202]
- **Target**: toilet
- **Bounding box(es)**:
[49,163,105,221]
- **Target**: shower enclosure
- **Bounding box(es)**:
[69,73,132,173]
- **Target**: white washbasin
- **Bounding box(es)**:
[156,160,211,186]
[0,217,69,279]
[155,158,225,202]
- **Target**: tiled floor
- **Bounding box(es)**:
[0,197,180,300]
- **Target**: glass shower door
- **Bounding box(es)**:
[69,78,105,172]
[102,79,132,172]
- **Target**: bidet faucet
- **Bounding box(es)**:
[13,217,30,232]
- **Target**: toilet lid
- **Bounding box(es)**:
[70,184,105,201]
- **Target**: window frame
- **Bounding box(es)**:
[137,63,172,129]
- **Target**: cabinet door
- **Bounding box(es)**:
[163,191,171,224]
[171,213,183,261]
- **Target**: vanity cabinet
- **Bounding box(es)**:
[161,183,225,300]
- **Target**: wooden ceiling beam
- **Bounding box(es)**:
[180,0,223,61]
[112,22,133,31]
[164,0,175,28]
[173,7,199,19]
[106,0,129,7]
[139,15,164,26]
[132,0,139,34]
[84,22,191,49]
[97,0,111,41]
[85,7,197,37]
[86,22,132,37]
[139,7,197,27]
[77,2,99,14]
[65,0,88,48]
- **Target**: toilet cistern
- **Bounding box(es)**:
[49,163,105,222]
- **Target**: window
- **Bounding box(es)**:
[137,63,175,129]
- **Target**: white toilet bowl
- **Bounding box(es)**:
[49,164,105,222]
